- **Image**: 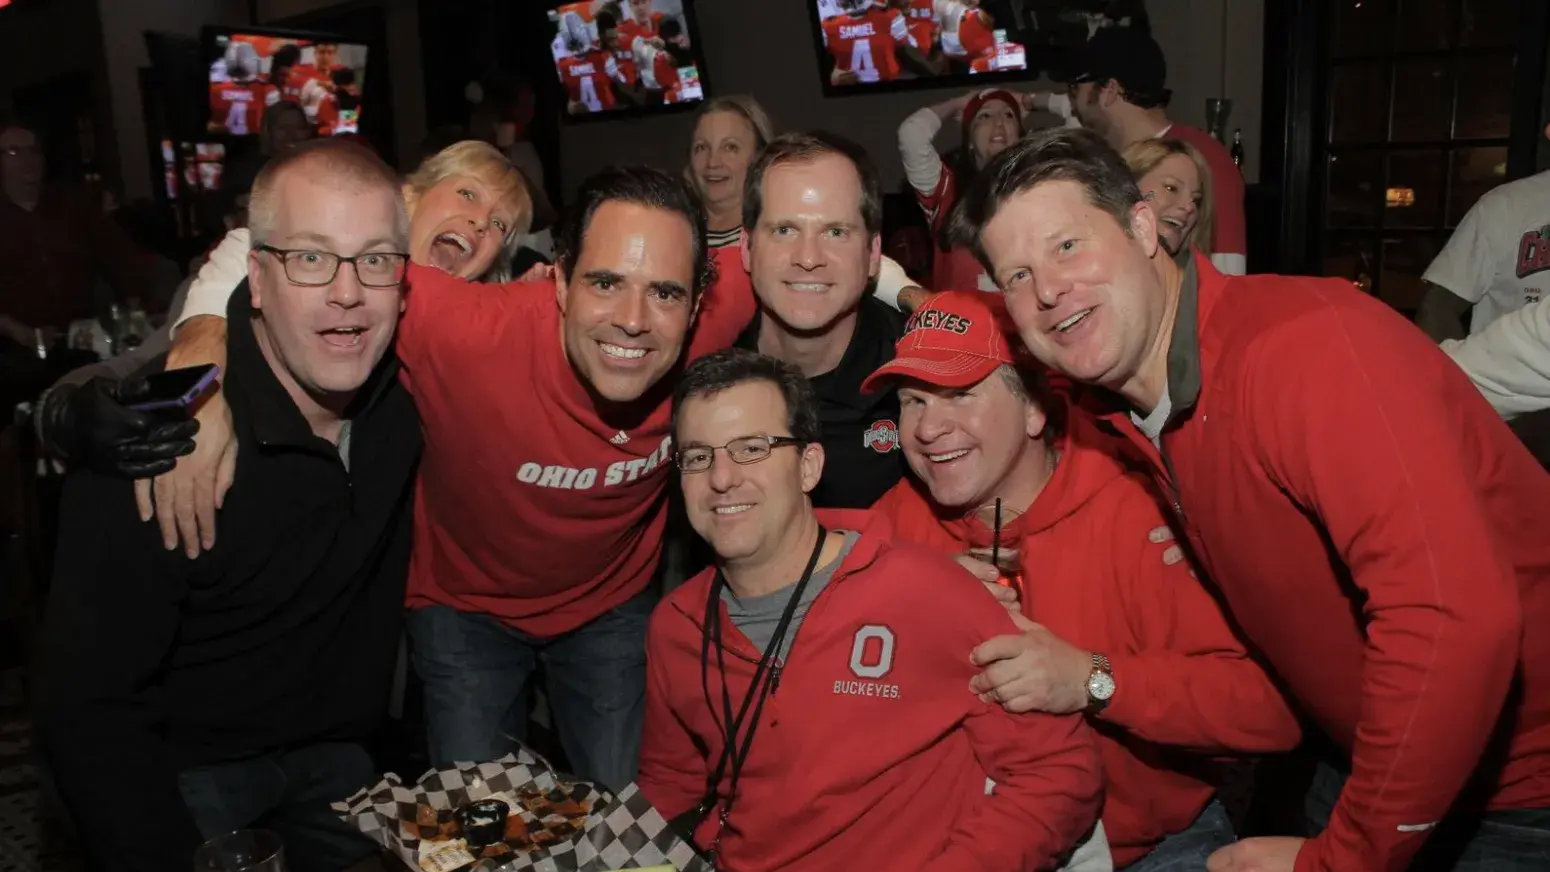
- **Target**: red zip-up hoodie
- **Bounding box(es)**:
[1091,254,1550,871]
[637,509,1103,871]
[873,405,1301,867]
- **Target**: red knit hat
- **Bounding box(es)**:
[961,89,1022,139]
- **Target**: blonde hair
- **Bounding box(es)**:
[1122,137,1214,256]
[682,95,777,196]
[249,139,408,251]
[406,140,535,281]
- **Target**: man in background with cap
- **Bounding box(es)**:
[866,291,1300,870]
[1054,27,1247,275]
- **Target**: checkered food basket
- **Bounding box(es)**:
[333,748,712,872]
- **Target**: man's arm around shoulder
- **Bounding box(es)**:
[38,471,204,870]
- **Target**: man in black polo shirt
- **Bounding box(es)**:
[38,140,421,872]
[734,131,906,508]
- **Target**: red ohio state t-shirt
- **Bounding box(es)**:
[396,246,756,636]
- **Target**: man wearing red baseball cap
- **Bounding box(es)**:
[864,291,1302,871]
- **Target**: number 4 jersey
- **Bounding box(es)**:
[557,49,623,112]
[822,6,916,84]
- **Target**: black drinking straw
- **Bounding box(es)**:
[991,498,1003,570]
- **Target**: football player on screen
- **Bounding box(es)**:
[821,0,934,85]
[208,40,273,135]
[618,0,668,52]
[555,25,625,114]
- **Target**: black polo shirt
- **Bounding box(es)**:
[737,296,906,508]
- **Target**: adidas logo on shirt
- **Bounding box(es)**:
[610,431,630,446]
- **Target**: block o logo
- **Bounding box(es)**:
[849,625,896,679]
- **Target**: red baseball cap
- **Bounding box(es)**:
[862,291,1019,393]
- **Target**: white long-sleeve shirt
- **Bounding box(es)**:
[1442,295,1550,420]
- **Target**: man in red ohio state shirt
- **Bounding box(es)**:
[393,167,754,788]
[639,348,1103,871]
[865,291,1300,869]
[950,126,1550,872]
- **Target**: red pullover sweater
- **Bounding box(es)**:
[397,246,756,635]
[1092,254,1550,871]
[874,405,1301,867]
[638,509,1103,871]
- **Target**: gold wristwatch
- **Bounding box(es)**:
[1085,653,1116,712]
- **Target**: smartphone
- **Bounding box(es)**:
[126,364,220,413]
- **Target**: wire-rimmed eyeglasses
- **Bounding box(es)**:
[258,245,409,288]
[676,435,805,473]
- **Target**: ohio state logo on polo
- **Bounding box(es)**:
[863,420,900,454]
[834,624,902,699]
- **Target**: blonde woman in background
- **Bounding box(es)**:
[1123,137,1214,260]
[684,95,776,250]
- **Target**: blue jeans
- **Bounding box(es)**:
[1123,800,1235,871]
[177,742,379,872]
[405,588,654,791]
[1305,760,1550,869]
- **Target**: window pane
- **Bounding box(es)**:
[1329,63,1389,144]
[1390,59,1452,141]
[1324,234,1378,296]
[1385,152,1445,228]
[1328,152,1384,227]
[1449,146,1508,224]
[1454,54,1515,140]
[1332,0,1395,57]
[1396,0,1453,51]
[1379,235,1442,314]
[1461,0,1518,47]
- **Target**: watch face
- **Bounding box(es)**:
[1087,670,1116,701]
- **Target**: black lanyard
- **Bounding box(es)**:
[688,526,827,856]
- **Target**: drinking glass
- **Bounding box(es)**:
[193,830,287,872]
[966,545,1024,597]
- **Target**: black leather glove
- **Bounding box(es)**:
[35,377,200,478]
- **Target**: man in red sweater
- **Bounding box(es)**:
[863,290,1300,869]
[949,126,1550,871]
[638,347,1104,871]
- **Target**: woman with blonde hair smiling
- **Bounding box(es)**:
[1123,137,1214,259]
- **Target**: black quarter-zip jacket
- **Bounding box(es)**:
[38,285,422,872]
[736,296,906,508]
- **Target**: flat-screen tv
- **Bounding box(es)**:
[544,0,709,120]
[806,1,1151,95]
[202,26,370,137]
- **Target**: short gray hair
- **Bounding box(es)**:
[248,138,409,251]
